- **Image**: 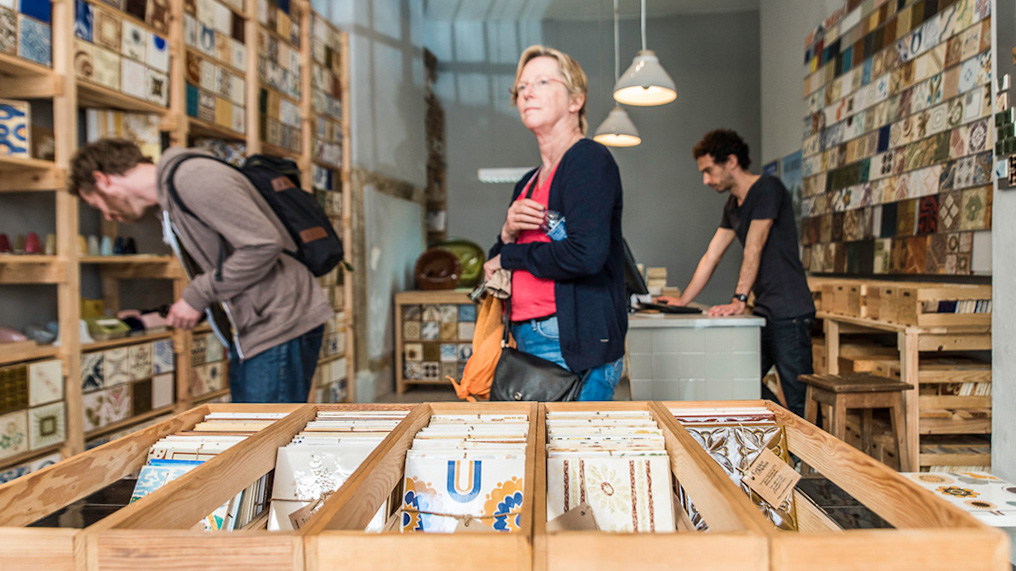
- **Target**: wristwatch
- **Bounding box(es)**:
[732,293,748,303]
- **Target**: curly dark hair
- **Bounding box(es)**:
[692,129,751,170]
[68,138,153,196]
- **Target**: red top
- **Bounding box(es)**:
[511,165,558,321]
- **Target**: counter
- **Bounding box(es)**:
[626,311,765,401]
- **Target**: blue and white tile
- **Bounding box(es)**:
[17,14,51,66]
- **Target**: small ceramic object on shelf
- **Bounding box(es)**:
[23,323,56,344]
[44,233,56,255]
[0,326,29,343]
[113,236,125,255]
[77,235,88,255]
[87,235,100,256]
[125,237,137,255]
[14,234,25,254]
[100,236,113,256]
[0,233,10,253]
[24,232,41,254]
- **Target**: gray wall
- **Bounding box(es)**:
[759,0,843,164]
[433,11,761,306]
[990,0,1015,556]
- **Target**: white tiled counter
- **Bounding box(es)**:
[626,313,765,401]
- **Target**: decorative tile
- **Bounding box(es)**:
[28,359,62,406]
[152,339,174,373]
[121,18,146,61]
[230,103,244,133]
[421,304,441,322]
[146,0,169,33]
[132,378,152,415]
[128,343,153,381]
[205,362,223,392]
[0,410,28,460]
[0,98,31,158]
[122,57,147,99]
[905,236,927,274]
[458,322,475,341]
[190,365,209,396]
[123,0,146,20]
[93,7,120,51]
[404,343,422,362]
[147,32,169,72]
[73,0,92,40]
[197,90,215,122]
[103,347,130,386]
[403,320,421,341]
[404,361,422,381]
[81,351,104,391]
[92,45,121,90]
[74,38,94,79]
[457,343,473,361]
[28,402,64,450]
[873,238,891,274]
[439,362,457,380]
[101,383,131,424]
[439,322,457,341]
[917,196,938,235]
[146,69,168,106]
[926,233,947,274]
[420,322,439,341]
[959,186,989,231]
[421,361,440,381]
[968,119,988,154]
[82,389,106,432]
[439,343,457,363]
[890,237,908,274]
[896,199,916,237]
[0,366,28,416]
[0,7,15,55]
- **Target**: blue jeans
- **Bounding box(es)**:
[759,312,815,418]
[510,317,623,401]
[228,325,325,403]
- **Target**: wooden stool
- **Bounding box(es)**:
[799,373,914,472]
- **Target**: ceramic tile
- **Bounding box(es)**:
[152,339,175,373]
[121,57,147,99]
[92,45,121,90]
[28,402,64,450]
[121,18,146,61]
[214,95,231,127]
[968,118,988,154]
[28,359,62,406]
[132,378,152,415]
[421,362,440,381]
[73,0,92,40]
[198,90,215,122]
[82,389,106,432]
[198,21,215,55]
[93,7,120,51]
[890,237,908,273]
[439,322,457,341]
[103,347,130,386]
[74,38,94,80]
[0,410,28,460]
[959,186,989,231]
[905,236,927,274]
[151,372,173,408]
[146,69,168,106]
[421,321,439,341]
[402,304,422,321]
[917,195,938,235]
[230,103,244,132]
[146,0,169,33]
[16,14,49,66]
[128,343,153,381]
[873,238,891,274]
[81,351,104,390]
[0,98,30,158]
[147,32,169,72]
[404,361,422,380]
[926,233,947,273]
[903,472,1016,527]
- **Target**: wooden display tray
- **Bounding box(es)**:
[534,402,770,571]
[0,402,1008,570]
[304,402,538,571]
[665,401,1009,571]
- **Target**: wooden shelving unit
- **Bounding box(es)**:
[0,0,355,480]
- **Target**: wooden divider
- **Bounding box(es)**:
[307,402,538,571]
[664,400,1010,571]
[535,401,770,571]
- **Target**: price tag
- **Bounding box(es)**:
[546,503,599,532]
[744,448,801,508]
[454,515,495,533]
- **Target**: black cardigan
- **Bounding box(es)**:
[490,138,627,373]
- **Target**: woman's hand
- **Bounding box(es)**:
[501,198,546,243]
[483,254,503,281]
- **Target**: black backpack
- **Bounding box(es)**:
[165,153,344,278]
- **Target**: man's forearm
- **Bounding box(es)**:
[679,255,718,304]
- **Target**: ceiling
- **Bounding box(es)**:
[423,0,760,22]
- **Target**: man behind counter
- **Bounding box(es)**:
[657,129,815,416]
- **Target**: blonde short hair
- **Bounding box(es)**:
[512,45,588,135]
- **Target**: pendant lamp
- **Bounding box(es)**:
[593,0,641,147]
[613,0,676,106]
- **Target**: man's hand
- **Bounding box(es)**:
[655,295,687,306]
[501,198,545,243]
[707,299,747,316]
[166,298,202,330]
[483,254,503,281]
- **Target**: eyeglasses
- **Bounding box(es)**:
[510,76,567,98]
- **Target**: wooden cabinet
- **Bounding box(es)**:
[393,290,477,395]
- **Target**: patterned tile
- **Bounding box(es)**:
[0,7,14,55]
[917,195,938,235]
[926,233,947,274]
[74,38,93,79]
[93,7,120,51]
[152,339,175,373]
[959,186,989,231]
[28,359,62,406]
[0,410,28,460]
[121,18,146,61]
[28,402,64,450]
[81,351,104,391]
[74,0,92,41]
[905,236,927,274]
[92,45,121,90]
[0,98,30,158]
[103,348,130,386]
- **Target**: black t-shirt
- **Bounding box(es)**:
[720,175,814,319]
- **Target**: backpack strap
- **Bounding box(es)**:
[164,154,232,282]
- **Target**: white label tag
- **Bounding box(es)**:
[744,447,801,508]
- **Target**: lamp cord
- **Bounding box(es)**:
[614,0,619,81]
[641,0,647,51]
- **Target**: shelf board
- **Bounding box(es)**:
[0,154,58,172]
[79,255,184,279]
[312,158,343,171]
[192,387,230,404]
[0,442,63,472]
[79,254,175,264]
[77,80,169,114]
[259,141,302,161]
[0,255,67,284]
[317,352,345,365]
[84,404,178,441]
[0,52,54,77]
[82,330,174,352]
[187,117,247,142]
[0,344,59,367]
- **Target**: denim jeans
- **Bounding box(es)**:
[759,312,815,417]
[228,325,325,403]
[509,317,623,401]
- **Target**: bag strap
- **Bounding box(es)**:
[165,154,232,282]
[522,168,540,200]
[501,297,512,347]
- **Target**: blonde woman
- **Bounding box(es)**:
[484,45,626,401]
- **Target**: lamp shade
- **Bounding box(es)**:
[592,106,641,147]
[613,50,676,106]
